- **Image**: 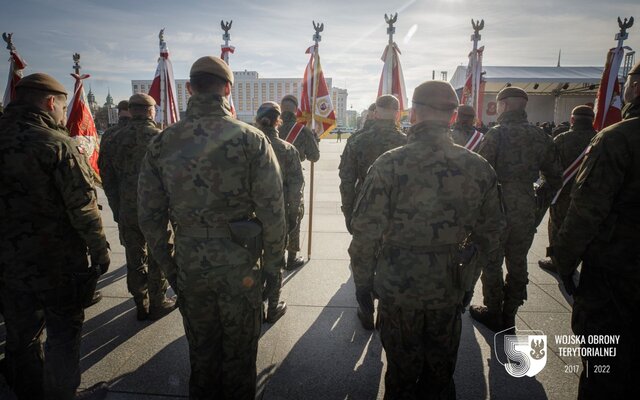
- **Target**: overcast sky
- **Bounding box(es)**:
[1,0,638,111]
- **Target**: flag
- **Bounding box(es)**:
[148,30,179,127]
[377,42,407,112]
[2,43,27,107]
[458,46,484,125]
[593,47,624,131]
[221,45,237,118]
[299,45,336,138]
[67,73,101,184]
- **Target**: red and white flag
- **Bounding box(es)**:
[220,45,236,118]
[148,30,179,127]
[457,46,484,125]
[67,73,101,184]
[464,129,484,152]
[593,47,624,131]
[2,44,27,107]
[299,45,336,139]
[378,42,407,113]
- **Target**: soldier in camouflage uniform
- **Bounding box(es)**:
[0,73,110,399]
[278,95,320,269]
[138,56,286,400]
[255,101,304,323]
[538,105,596,272]
[340,95,407,330]
[350,102,377,140]
[450,104,477,148]
[100,100,130,149]
[109,93,175,321]
[551,62,640,400]
[349,81,505,399]
[469,87,562,332]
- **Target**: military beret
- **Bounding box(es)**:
[368,103,377,112]
[376,94,400,111]
[16,73,67,95]
[117,100,129,111]
[190,56,234,85]
[457,104,476,117]
[129,93,156,107]
[281,94,298,107]
[571,105,594,118]
[628,60,640,76]
[256,101,281,119]
[412,81,459,111]
[497,86,528,101]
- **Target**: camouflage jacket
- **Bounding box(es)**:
[110,116,161,227]
[0,102,108,290]
[137,93,286,281]
[554,98,640,276]
[450,123,476,148]
[551,120,596,213]
[260,126,304,218]
[339,119,407,217]
[349,119,374,141]
[349,121,506,309]
[477,109,562,225]
[279,111,320,162]
[98,117,130,221]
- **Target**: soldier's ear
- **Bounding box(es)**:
[224,82,231,96]
[45,95,56,111]
[186,82,193,96]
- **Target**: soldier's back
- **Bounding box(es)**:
[350,120,406,181]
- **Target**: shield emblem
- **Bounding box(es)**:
[502,334,547,377]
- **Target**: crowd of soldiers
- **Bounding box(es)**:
[0,53,638,400]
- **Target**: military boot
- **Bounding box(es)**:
[355,290,375,330]
[148,296,177,320]
[266,301,287,324]
[357,307,374,330]
[86,291,102,308]
[538,258,557,273]
[502,305,519,335]
[286,252,305,270]
[75,381,109,400]
[134,297,149,321]
[469,305,503,332]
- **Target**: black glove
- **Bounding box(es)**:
[91,250,110,275]
[560,272,577,296]
[461,290,473,312]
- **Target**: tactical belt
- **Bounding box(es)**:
[177,225,231,239]
[385,241,458,254]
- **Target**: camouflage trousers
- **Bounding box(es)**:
[480,221,535,314]
[286,203,303,253]
[378,303,461,400]
[2,284,84,400]
[120,224,168,309]
[547,193,570,248]
[571,249,640,400]
[178,262,262,400]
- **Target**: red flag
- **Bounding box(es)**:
[221,45,236,118]
[67,73,101,184]
[456,46,484,126]
[299,45,336,138]
[3,47,27,107]
[593,47,624,131]
[148,30,180,127]
[378,42,407,113]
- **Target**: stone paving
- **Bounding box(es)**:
[2,139,581,399]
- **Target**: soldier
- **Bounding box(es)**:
[469,87,562,332]
[138,56,286,399]
[351,102,377,140]
[538,105,596,272]
[551,61,640,400]
[109,93,175,321]
[100,100,131,148]
[349,81,505,398]
[450,104,482,151]
[0,73,110,399]
[255,101,304,323]
[341,94,407,330]
[278,95,319,269]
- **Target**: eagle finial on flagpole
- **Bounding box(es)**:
[385,13,398,44]
[312,21,323,44]
[617,16,634,41]
[158,28,165,46]
[2,32,15,51]
[72,53,81,75]
[471,19,484,42]
[221,20,232,43]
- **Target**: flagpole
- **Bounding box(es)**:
[159,29,167,129]
[470,19,484,116]
[221,20,232,64]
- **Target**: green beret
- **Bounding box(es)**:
[281,95,298,107]
[571,105,594,118]
[457,105,475,117]
[16,73,67,96]
[190,56,234,85]
[412,81,459,111]
[497,87,528,101]
[376,94,400,111]
[628,60,640,76]
[129,93,156,107]
[117,100,129,111]
[256,101,281,119]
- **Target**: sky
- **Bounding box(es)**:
[1,0,638,111]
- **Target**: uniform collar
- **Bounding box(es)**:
[260,125,279,139]
[407,121,452,144]
[186,93,233,118]
[497,109,528,124]
[622,97,640,120]
[4,101,65,133]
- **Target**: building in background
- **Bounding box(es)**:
[331,87,348,127]
[346,109,358,129]
[132,71,346,124]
